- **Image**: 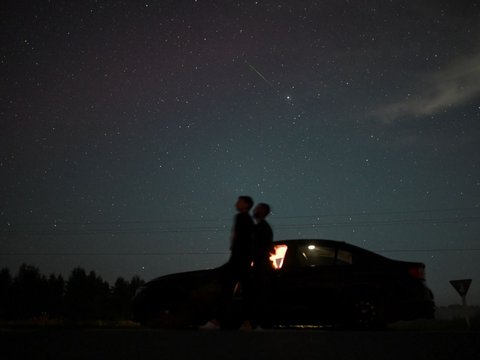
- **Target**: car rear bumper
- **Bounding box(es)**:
[387,300,436,322]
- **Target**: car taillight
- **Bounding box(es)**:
[408,265,425,280]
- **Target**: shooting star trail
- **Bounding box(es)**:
[245,60,295,106]
[246,61,279,93]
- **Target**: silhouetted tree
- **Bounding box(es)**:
[110,277,130,319]
[0,268,13,319]
[44,274,65,318]
[1,264,145,321]
[109,276,145,320]
[130,275,145,291]
[10,264,46,319]
[64,267,110,320]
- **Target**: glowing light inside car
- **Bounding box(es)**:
[269,244,288,270]
[308,245,316,250]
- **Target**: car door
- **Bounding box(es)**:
[268,243,341,323]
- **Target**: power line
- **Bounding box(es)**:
[0,226,229,236]
[2,206,478,227]
[0,252,228,256]
[376,248,480,253]
[2,248,480,257]
[1,215,479,236]
[274,216,480,230]
[273,206,480,220]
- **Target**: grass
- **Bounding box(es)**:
[388,318,479,331]
[0,318,141,329]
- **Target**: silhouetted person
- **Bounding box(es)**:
[228,195,255,273]
[252,203,273,273]
[201,196,255,330]
[250,203,274,327]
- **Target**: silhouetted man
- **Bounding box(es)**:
[228,196,255,272]
[200,196,254,330]
[251,202,273,327]
[252,203,273,273]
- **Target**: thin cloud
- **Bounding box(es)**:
[374,52,480,122]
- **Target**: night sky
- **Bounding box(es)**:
[1,0,480,306]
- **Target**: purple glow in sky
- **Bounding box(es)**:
[1,0,480,305]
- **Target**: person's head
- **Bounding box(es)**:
[236,196,254,213]
[253,203,271,220]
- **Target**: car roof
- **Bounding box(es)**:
[274,239,387,259]
[274,239,347,247]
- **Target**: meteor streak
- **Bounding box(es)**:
[246,61,279,92]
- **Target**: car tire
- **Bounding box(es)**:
[351,296,386,330]
[142,302,193,328]
[219,299,243,330]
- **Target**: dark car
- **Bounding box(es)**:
[132,239,435,329]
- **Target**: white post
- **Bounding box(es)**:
[449,279,472,330]
[461,295,470,330]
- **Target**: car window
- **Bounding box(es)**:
[336,249,353,265]
[297,245,335,267]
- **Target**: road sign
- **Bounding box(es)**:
[450,279,472,297]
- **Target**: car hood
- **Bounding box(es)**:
[144,267,221,288]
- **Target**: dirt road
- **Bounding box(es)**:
[2,328,479,360]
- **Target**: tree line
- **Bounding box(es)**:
[0,264,144,322]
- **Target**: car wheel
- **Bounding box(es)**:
[219,299,243,330]
[352,298,386,330]
[143,302,192,328]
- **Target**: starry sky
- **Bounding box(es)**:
[1,0,480,306]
